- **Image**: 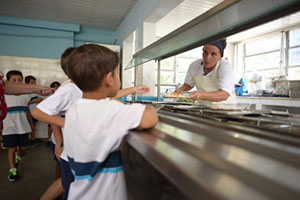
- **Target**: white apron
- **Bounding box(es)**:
[193,61,236,104]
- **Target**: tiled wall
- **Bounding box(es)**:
[0,55,68,86]
[0,55,68,138]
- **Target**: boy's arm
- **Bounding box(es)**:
[28,98,43,105]
[32,107,65,127]
[137,105,158,129]
[112,85,150,99]
[26,108,35,133]
[5,81,53,96]
[51,124,63,161]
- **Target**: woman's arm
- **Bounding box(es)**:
[175,83,193,94]
[189,90,229,102]
[5,81,53,96]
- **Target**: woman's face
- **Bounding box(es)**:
[202,44,222,70]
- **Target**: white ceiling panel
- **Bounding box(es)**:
[156,0,223,38]
[0,0,137,30]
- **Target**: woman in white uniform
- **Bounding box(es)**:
[175,39,235,103]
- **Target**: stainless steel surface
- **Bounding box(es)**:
[126,0,300,69]
[125,102,300,200]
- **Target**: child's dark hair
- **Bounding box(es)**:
[61,47,76,77]
[50,81,61,88]
[6,70,23,81]
[67,44,120,92]
[25,75,36,83]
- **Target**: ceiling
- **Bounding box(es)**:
[0,0,137,30]
[156,0,223,38]
[0,0,299,42]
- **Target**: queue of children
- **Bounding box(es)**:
[1,43,158,199]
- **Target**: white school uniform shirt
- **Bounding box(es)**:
[64,99,146,200]
[36,80,82,157]
[28,93,40,113]
[3,95,32,135]
[184,58,235,95]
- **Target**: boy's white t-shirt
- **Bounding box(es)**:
[28,93,40,113]
[64,98,146,200]
[3,94,32,135]
[36,80,82,157]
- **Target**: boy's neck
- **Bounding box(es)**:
[82,88,108,100]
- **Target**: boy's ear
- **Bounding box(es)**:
[104,72,113,86]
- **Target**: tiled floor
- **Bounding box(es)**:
[0,141,57,200]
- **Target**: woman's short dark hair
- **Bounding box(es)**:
[6,70,23,81]
[67,44,120,92]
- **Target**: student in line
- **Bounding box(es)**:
[65,44,158,199]
[33,46,152,200]
[2,70,51,182]
[25,75,43,148]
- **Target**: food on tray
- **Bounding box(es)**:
[164,92,186,98]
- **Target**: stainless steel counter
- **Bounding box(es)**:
[125,110,300,200]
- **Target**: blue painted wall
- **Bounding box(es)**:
[115,0,163,48]
[0,16,116,59]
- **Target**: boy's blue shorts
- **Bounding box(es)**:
[50,141,61,169]
[2,133,29,147]
[61,158,74,200]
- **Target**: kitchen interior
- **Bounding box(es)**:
[0,0,300,200]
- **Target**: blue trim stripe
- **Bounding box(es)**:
[7,106,27,114]
[71,166,124,181]
[68,150,123,181]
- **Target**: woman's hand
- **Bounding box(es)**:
[189,91,203,100]
[174,88,184,94]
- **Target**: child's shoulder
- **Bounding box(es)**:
[56,81,81,93]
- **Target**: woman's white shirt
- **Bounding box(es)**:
[184,58,235,95]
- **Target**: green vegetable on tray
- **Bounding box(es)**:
[176,98,195,103]
[184,98,195,103]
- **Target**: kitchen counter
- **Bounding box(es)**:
[236,96,300,111]
[125,109,300,200]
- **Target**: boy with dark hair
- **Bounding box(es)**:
[33,46,151,200]
[3,70,34,181]
[25,75,42,147]
[64,44,158,199]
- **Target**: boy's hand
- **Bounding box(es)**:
[37,87,54,96]
[55,143,63,161]
[135,85,150,94]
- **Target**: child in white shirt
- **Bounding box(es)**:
[64,43,158,200]
[32,46,153,200]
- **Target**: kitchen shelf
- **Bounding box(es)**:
[125,0,300,70]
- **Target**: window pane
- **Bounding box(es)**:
[245,51,280,71]
[290,28,300,47]
[177,58,195,72]
[177,72,186,85]
[155,71,174,84]
[289,47,300,66]
[245,34,281,56]
[155,86,177,95]
[288,67,300,80]
[178,46,202,57]
[161,57,174,70]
